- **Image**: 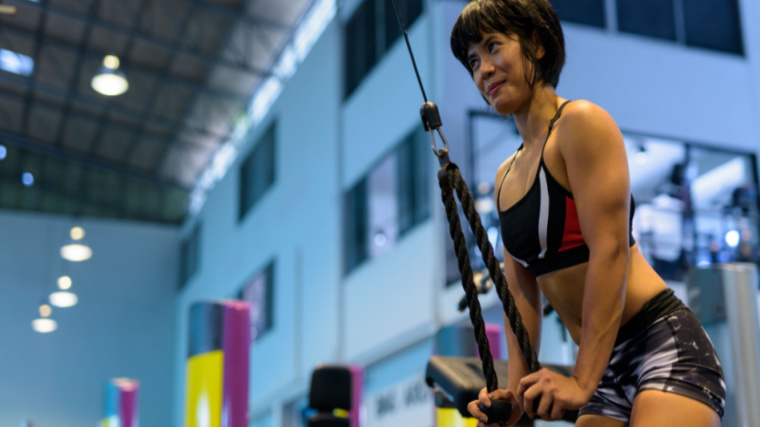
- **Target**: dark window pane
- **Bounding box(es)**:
[240,123,276,219]
[180,223,201,288]
[550,0,605,28]
[368,151,398,259]
[397,130,429,235]
[617,0,676,41]
[683,0,743,55]
[344,178,368,273]
[344,0,377,99]
[237,261,275,341]
[384,0,424,51]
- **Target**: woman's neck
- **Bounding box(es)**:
[513,84,561,147]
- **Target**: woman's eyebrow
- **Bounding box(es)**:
[467,35,496,61]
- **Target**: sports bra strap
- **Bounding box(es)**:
[496,100,572,208]
[548,100,572,131]
[541,99,572,159]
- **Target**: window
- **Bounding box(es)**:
[344,177,368,273]
[343,129,430,274]
[344,0,377,98]
[683,0,743,54]
[626,137,760,280]
[180,223,201,288]
[238,261,275,341]
[617,0,676,41]
[384,0,424,50]
[344,0,424,99]
[240,122,276,219]
[549,0,605,28]
[397,131,430,235]
[616,0,743,55]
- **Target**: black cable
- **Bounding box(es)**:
[390,0,428,103]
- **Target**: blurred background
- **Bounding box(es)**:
[1,0,759,425]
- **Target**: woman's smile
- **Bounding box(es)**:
[488,81,505,96]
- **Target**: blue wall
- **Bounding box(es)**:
[0,211,178,427]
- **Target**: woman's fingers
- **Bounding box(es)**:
[550,403,566,422]
[478,386,492,407]
[468,398,486,419]
[469,388,520,426]
[515,371,538,402]
[534,390,553,420]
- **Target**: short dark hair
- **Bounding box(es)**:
[450,0,565,88]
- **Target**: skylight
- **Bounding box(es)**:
[0,49,34,76]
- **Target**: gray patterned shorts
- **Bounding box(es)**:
[578,292,725,423]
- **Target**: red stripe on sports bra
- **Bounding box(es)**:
[559,196,585,252]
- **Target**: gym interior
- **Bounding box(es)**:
[1,0,760,426]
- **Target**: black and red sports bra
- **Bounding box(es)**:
[497,101,635,277]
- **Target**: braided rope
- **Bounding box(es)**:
[438,166,499,392]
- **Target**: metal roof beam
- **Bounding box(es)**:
[0,170,179,224]
[0,129,191,191]
[177,0,289,32]
[0,71,229,141]
[0,22,248,103]
[114,0,206,173]
[0,86,219,151]
[155,0,260,179]
[18,1,275,76]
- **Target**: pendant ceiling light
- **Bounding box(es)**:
[91,55,128,96]
[50,291,78,308]
[61,226,92,262]
[32,303,57,333]
[32,318,57,333]
[50,275,78,308]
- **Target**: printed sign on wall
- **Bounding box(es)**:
[365,375,433,427]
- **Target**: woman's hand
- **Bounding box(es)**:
[516,368,591,421]
[467,387,523,427]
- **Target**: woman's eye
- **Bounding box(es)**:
[488,42,498,53]
[469,58,479,69]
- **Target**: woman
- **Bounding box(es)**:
[449,1,725,426]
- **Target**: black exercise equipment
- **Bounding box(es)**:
[306,366,354,427]
[426,356,577,425]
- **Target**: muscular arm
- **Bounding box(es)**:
[502,255,542,393]
[559,101,631,397]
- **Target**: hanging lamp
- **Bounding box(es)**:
[91,55,128,96]
[61,226,92,262]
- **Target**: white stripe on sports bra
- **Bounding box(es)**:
[537,166,549,259]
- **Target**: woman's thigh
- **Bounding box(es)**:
[629,390,720,427]
[575,414,627,427]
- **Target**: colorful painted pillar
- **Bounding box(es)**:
[100,378,139,427]
[185,300,251,427]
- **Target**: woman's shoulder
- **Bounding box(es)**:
[555,99,622,149]
[561,99,615,125]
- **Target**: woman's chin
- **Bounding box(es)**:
[490,101,516,115]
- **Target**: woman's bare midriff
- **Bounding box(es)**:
[537,243,669,345]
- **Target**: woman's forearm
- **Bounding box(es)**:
[504,296,542,392]
[572,245,628,396]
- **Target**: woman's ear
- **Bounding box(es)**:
[532,30,545,60]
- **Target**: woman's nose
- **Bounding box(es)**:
[480,59,495,77]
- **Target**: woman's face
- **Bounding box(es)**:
[467,31,534,115]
